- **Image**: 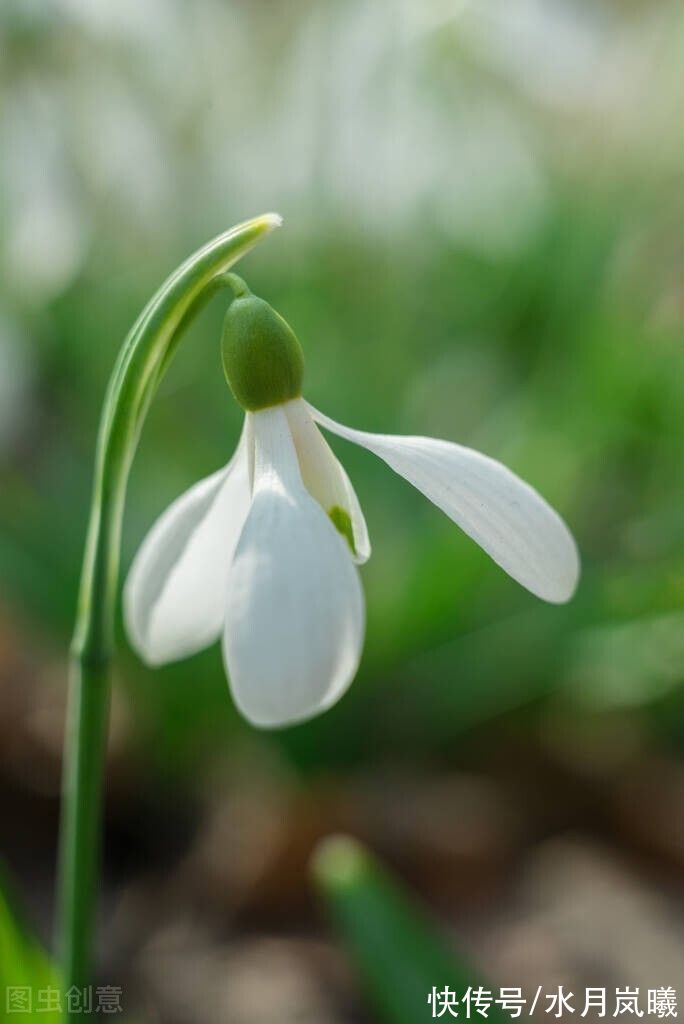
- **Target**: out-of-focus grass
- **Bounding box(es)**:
[0,866,61,1022]
[312,835,510,1024]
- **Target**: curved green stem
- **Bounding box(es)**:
[56,214,281,1010]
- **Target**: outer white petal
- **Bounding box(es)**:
[309,403,580,604]
[124,420,252,665]
[223,405,365,729]
[284,397,370,563]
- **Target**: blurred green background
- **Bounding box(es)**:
[1,1,683,1021]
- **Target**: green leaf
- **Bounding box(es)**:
[312,836,510,1024]
[0,866,61,1022]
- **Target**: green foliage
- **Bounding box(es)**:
[0,868,61,1023]
[312,837,510,1024]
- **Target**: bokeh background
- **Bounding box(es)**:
[1,0,683,1020]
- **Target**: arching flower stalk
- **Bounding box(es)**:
[125,273,580,729]
[56,215,281,1011]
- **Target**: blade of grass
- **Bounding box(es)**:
[0,865,61,1022]
[312,836,510,1024]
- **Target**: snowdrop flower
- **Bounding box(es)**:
[125,275,579,728]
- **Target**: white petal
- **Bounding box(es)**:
[223,405,365,729]
[284,397,370,563]
[124,420,252,665]
[309,403,579,604]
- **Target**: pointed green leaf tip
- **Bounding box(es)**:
[221,274,304,411]
[311,834,367,888]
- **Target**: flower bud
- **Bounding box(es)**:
[221,275,304,411]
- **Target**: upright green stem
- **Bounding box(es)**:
[56,214,280,1012]
[58,659,111,996]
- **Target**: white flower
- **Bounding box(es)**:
[124,393,579,728]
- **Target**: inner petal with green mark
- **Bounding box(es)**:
[284,398,371,565]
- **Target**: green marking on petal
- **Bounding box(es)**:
[329,505,356,555]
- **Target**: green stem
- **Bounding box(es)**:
[56,214,280,1012]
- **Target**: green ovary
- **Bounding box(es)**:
[329,505,356,555]
[221,285,305,411]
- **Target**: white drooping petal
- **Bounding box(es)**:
[284,397,370,563]
[223,405,365,729]
[309,404,580,604]
[124,420,252,665]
